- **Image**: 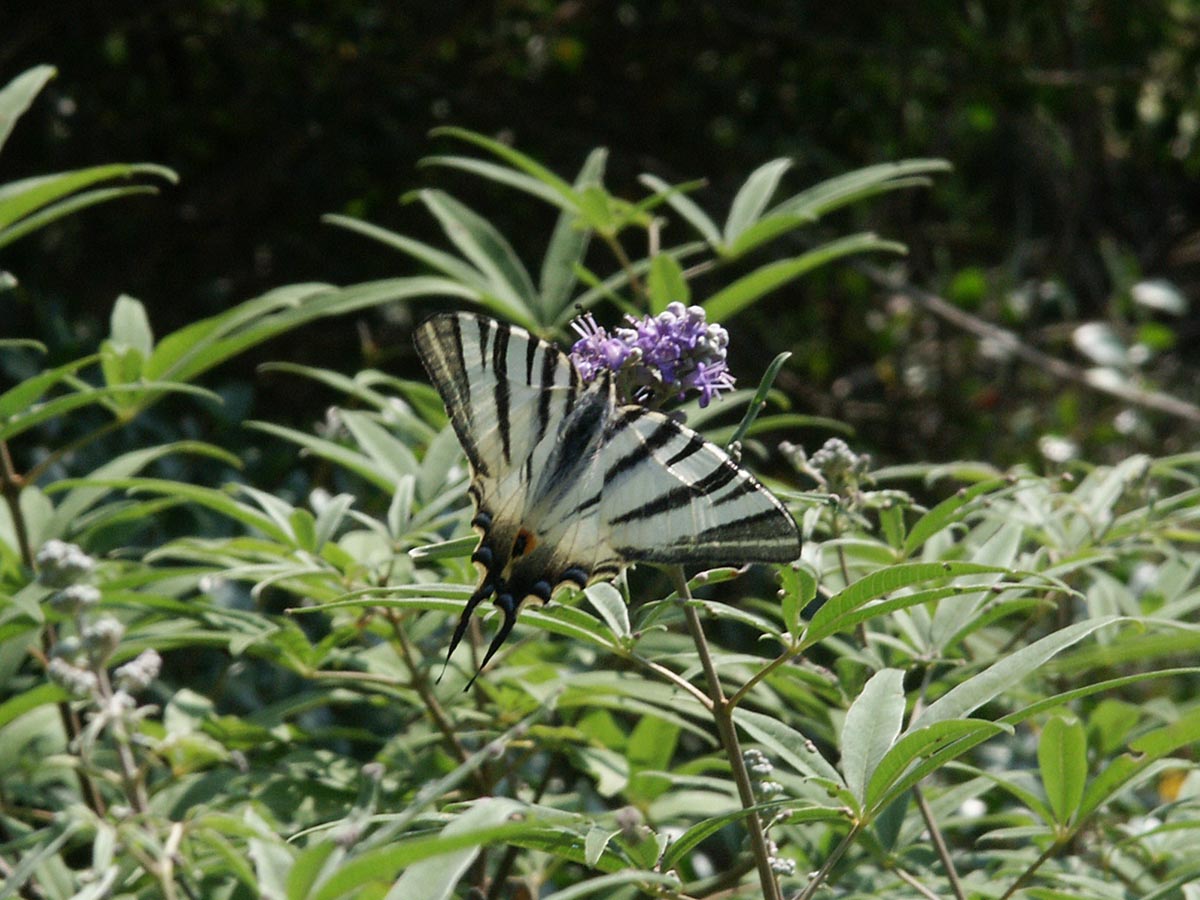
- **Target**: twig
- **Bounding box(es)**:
[908,668,966,900]
[894,866,943,900]
[861,265,1200,425]
[385,609,491,794]
[997,839,1061,900]
[914,785,966,900]
[795,823,861,900]
[0,440,33,568]
[671,567,783,900]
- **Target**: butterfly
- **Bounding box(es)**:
[414,312,800,683]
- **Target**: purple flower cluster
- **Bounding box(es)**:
[570,302,735,408]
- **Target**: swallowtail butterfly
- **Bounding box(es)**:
[415,312,800,681]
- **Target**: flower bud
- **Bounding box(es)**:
[114,649,162,692]
[82,616,125,663]
[36,540,95,588]
[47,584,101,615]
[47,657,99,697]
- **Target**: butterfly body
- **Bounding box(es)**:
[415,312,800,680]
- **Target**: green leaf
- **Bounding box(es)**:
[380,799,526,900]
[723,158,793,244]
[0,381,217,442]
[638,174,722,247]
[724,352,791,450]
[538,148,607,322]
[540,871,682,900]
[841,668,906,807]
[768,159,951,222]
[0,354,96,421]
[44,441,239,539]
[0,682,68,730]
[805,562,1008,646]
[584,582,630,640]
[646,254,689,314]
[430,127,581,207]
[322,214,491,295]
[311,805,529,900]
[704,234,907,321]
[910,617,1121,731]
[0,164,177,244]
[733,708,844,784]
[419,155,568,209]
[339,411,419,483]
[0,65,56,153]
[778,560,817,638]
[245,421,396,492]
[864,719,1008,811]
[1038,716,1088,826]
[1076,707,1200,822]
[902,478,1008,556]
[51,477,292,543]
[723,212,818,259]
[0,184,162,248]
[286,842,340,900]
[417,189,537,323]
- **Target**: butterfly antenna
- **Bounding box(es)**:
[463,594,518,693]
[438,582,492,684]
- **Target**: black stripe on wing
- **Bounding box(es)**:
[414,315,490,477]
[492,322,512,464]
[608,459,740,525]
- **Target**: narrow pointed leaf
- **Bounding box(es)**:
[539,148,606,321]
[723,158,793,243]
[419,155,568,209]
[638,174,721,246]
[768,159,951,222]
[0,65,56,151]
[418,189,537,320]
[841,668,906,806]
[704,234,906,321]
[1038,716,1088,825]
[911,617,1121,731]
[431,127,581,205]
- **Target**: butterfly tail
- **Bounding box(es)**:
[464,594,519,692]
[437,582,494,683]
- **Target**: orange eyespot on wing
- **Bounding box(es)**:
[512,528,538,558]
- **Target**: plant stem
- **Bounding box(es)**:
[671,567,782,900]
[894,866,943,900]
[603,234,645,300]
[386,610,487,790]
[998,839,1061,900]
[795,823,860,900]
[96,667,149,814]
[0,440,33,567]
[913,785,966,900]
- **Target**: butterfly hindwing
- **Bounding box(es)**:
[595,405,801,565]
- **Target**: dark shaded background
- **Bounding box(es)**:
[4,1,1199,466]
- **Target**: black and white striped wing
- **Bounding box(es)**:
[595,407,801,566]
[414,312,581,506]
